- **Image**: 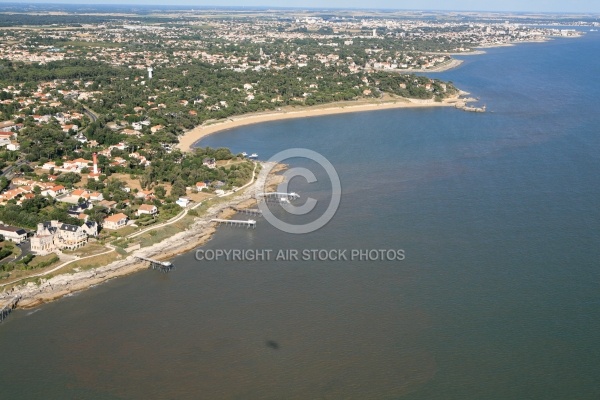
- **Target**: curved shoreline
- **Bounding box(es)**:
[1,95,464,311]
[177,95,462,152]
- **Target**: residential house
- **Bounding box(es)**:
[0,121,18,133]
[7,142,19,151]
[31,220,99,254]
[71,188,89,200]
[203,158,216,169]
[136,190,153,200]
[61,124,79,133]
[75,134,88,144]
[0,224,27,243]
[30,225,55,254]
[136,204,158,217]
[53,223,88,250]
[103,213,128,230]
[175,197,190,208]
[89,192,104,202]
[67,201,92,217]
[150,124,164,133]
[122,129,141,136]
[98,200,117,210]
[42,185,66,198]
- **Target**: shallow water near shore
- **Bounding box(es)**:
[1,33,600,399]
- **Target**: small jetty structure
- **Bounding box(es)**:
[134,255,174,273]
[0,296,21,323]
[211,218,257,228]
[256,192,299,203]
[455,100,486,113]
[231,207,263,216]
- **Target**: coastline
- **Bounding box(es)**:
[0,94,467,311]
[1,71,466,311]
[0,162,278,309]
[177,95,462,152]
[0,31,574,314]
[404,58,464,72]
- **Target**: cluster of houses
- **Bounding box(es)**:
[0,173,163,256]
[0,202,157,255]
[0,124,20,151]
[0,178,67,204]
[0,178,113,206]
[0,220,99,255]
[40,158,92,174]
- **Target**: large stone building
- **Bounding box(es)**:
[30,220,98,254]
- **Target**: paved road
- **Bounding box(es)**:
[13,241,32,263]
[0,240,32,265]
[1,159,28,180]
[81,105,98,122]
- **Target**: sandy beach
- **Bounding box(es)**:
[177,95,462,152]
[407,58,464,72]
[1,93,466,310]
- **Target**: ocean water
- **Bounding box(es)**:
[1,32,599,399]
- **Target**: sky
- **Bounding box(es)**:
[2,0,600,13]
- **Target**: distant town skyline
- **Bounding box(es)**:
[3,0,600,14]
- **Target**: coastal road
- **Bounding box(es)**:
[0,162,260,289]
[0,241,32,265]
[127,161,258,239]
[1,159,28,180]
[0,245,116,288]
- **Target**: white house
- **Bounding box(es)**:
[136,204,158,217]
[0,224,27,243]
[176,197,190,208]
[43,185,66,198]
[103,213,128,230]
[7,142,20,151]
[89,192,104,202]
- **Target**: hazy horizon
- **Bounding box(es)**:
[1,0,600,14]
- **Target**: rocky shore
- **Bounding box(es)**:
[0,162,278,309]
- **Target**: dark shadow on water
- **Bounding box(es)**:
[265,340,279,350]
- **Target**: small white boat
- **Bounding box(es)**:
[241,152,248,157]
[249,153,258,159]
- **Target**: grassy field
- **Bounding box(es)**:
[0,253,61,287]
[64,243,109,257]
[137,215,195,248]
[60,251,121,274]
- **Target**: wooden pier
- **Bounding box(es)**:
[210,218,257,228]
[232,207,263,216]
[0,296,21,323]
[256,192,299,203]
[134,256,174,273]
